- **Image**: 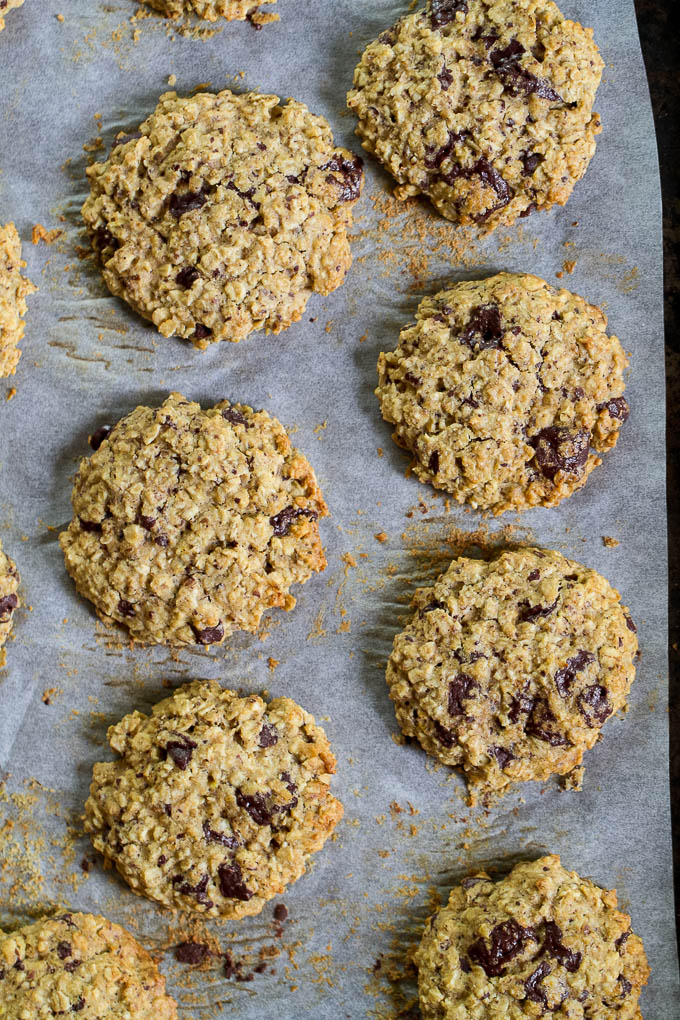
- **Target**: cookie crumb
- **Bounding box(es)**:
[374,532,388,543]
[602,535,619,547]
[561,766,585,791]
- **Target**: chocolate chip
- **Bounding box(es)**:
[155,533,169,548]
[525,698,567,746]
[460,304,504,351]
[193,323,212,341]
[437,64,454,89]
[420,599,446,615]
[175,873,213,906]
[71,998,85,1013]
[616,929,632,953]
[541,920,582,972]
[441,158,514,221]
[448,674,476,716]
[428,450,440,475]
[518,598,558,623]
[521,151,544,175]
[468,919,533,977]
[432,720,457,748]
[202,819,240,848]
[221,406,248,426]
[93,225,118,254]
[619,975,632,995]
[598,396,630,422]
[218,861,253,901]
[490,40,563,102]
[78,517,102,533]
[168,188,208,219]
[162,736,197,769]
[64,960,81,973]
[236,790,274,826]
[489,745,514,769]
[0,594,18,618]
[528,569,540,581]
[176,942,210,965]
[258,722,279,748]
[226,181,259,207]
[273,903,288,922]
[430,0,468,28]
[530,426,590,480]
[554,650,595,697]
[525,960,551,1005]
[322,154,363,201]
[424,130,470,169]
[89,425,112,450]
[270,505,319,537]
[625,616,637,633]
[193,621,224,645]
[577,684,612,726]
[118,599,135,617]
[509,692,535,723]
[176,266,200,288]
[56,941,72,960]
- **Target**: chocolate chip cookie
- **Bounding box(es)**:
[376,273,628,514]
[59,392,327,646]
[0,0,25,33]
[0,911,178,1018]
[84,679,343,920]
[0,539,20,655]
[416,855,649,1019]
[347,0,603,230]
[82,89,363,348]
[386,547,637,797]
[140,0,278,24]
[0,223,36,377]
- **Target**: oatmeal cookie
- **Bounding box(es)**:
[376,273,628,514]
[82,89,362,347]
[0,912,177,1018]
[84,678,343,920]
[59,393,327,646]
[0,223,36,377]
[347,0,603,231]
[386,547,637,796]
[416,855,649,1019]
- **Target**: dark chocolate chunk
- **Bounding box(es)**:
[162,736,198,770]
[528,569,540,581]
[433,720,457,748]
[168,188,208,219]
[78,517,102,533]
[554,650,596,698]
[270,504,319,537]
[424,130,470,170]
[489,745,514,769]
[258,722,279,748]
[509,692,535,723]
[93,225,118,254]
[429,450,440,475]
[273,903,288,922]
[236,790,274,826]
[448,674,476,716]
[89,425,112,451]
[221,406,248,426]
[56,941,72,960]
[525,960,551,1005]
[176,266,200,288]
[529,426,590,480]
[176,872,213,906]
[430,0,468,28]
[521,151,544,175]
[138,514,156,531]
[202,819,240,848]
[625,616,637,633]
[218,861,254,901]
[0,593,18,617]
[118,599,135,617]
[525,698,568,746]
[193,621,225,645]
[541,920,582,972]
[322,154,363,201]
[193,323,212,341]
[490,40,563,102]
[441,158,514,220]
[619,975,632,995]
[468,919,533,977]
[437,64,454,89]
[176,941,210,965]
[518,598,558,623]
[459,304,503,351]
[598,396,630,422]
[71,998,85,1013]
[577,684,612,726]
[615,929,632,953]
[225,181,259,207]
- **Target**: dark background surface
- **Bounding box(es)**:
[634,0,679,934]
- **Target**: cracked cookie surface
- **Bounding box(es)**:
[0,538,20,653]
[416,855,649,1019]
[84,678,343,920]
[0,912,178,1019]
[0,223,36,378]
[59,392,327,646]
[140,0,278,23]
[376,273,628,514]
[82,89,362,347]
[0,0,24,33]
[347,0,603,230]
[386,547,637,797]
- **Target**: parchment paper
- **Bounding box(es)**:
[0,1,677,1017]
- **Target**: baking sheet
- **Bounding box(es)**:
[0,1,677,1016]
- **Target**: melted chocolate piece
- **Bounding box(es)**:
[509,692,535,723]
[236,790,274,826]
[615,929,632,953]
[489,745,514,768]
[222,406,248,426]
[193,621,225,645]
[93,225,118,254]
[225,181,259,208]
[625,616,637,633]
[530,426,590,480]
[273,903,288,922]
[174,872,213,906]
[193,323,212,341]
[437,65,454,90]
[424,130,470,169]
[541,920,582,972]
[521,151,544,175]
[518,598,558,623]
[441,158,514,221]
[270,505,319,537]
[433,720,457,748]
[176,266,200,288]
[138,514,156,531]
[218,861,253,901]
[162,736,197,770]
[202,819,240,848]
[118,599,135,617]
[258,722,279,748]
[459,304,503,351]
[448,674,475,716]
[577,684,612,726]
[0,593,18,617]
[525,960,551,1005]
[468,919,533,977]
[525,698,567,746]
[490,40,563,102]
[322,154,363,201]
[528,569,540,581]
[430,0,468,28]
[56,941,72,960]
[619,975,632,995]
[72,997,85,1012]
[176,942,210,965]
[168,188,208,219]
[598,396,630,422]
[554,650,596,697]
[89,425,112,451]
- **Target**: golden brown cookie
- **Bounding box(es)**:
[416,855,650,1019]
[0,223,36,378]
[376,273,628,514]
[82,89,362,347]
[85,679,343,920]
[386,547,637,797]
[347,0,603,231]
